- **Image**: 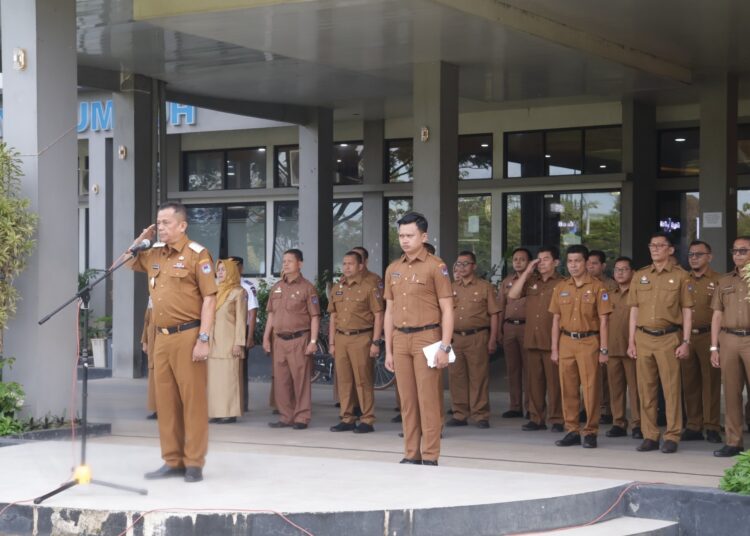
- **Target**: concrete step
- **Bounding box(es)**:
[528,516,678,535]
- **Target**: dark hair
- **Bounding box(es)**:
[158,201,187,221]
[511,247,532,261]
[424,242,436,255]
[284,248,304,262]
[588,250,606,263]
[566,245,590,260]
[397,212,428,233]
[736,236,750,244]
[537,245,560,260]
[344,250,363,264]
[614,256,633,269]
[689,240,712,253]
[352,246,369,260]
[228,256,244,267]
[457,250,476,263]
[650,232,673,247]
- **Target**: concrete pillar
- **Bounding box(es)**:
[699,74,738,271]
[362,119,385,274]
[111,75,155,378]
[621,99,657,268]
[87,134,113,321]
[1,0,78,416]
[412,62,459,264]
[298,108,334,282]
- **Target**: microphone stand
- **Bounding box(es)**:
[33,251,148,504]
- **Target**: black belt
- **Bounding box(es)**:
[336,328,373,336]
[561,330,598,340]
[158,319,201,335]
[638,325,680,336]
[692,326,711,334]
[276,329,310,341]
[722,328,750,337]
[504,319,526,325]
[395,323,440,334]
[454,326,489,336]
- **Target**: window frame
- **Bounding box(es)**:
[182,147,268,191]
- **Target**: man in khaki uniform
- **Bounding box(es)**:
[447,251,500,428]
[262,249,321,429]
[710,237,750,457]
[328,250,384,433]
[128,202,217,483]
[605,257,641,439]
[508,246,564,432]
[628,232,693,454]
[681,240,722,444]
[550,245,612,448]
[384,212,454,465]
[497,248,531,419]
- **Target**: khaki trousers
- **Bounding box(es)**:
[272,334,312,425]
[635,331,683,443]
[719,332,750,447]
[607,355,640,429]
[559,335,601,435]
[393,329,444,461]
[503,323,527,412]
[526,348,562,425]
[147,352,157,413]
[334,332,376,425]
[153,328,208,468]
[449,331,490,422]
[681,331,721,432]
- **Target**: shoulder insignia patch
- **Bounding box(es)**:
[439,264,449,277]
[201,263,212,274]
[378,280,384,289]
[189,242,205,253]
[311,296,319,305]
[602,292,609,301]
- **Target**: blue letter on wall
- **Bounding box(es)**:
[77,102,90,133]
[169,102,196,126]
[91,100,114,131]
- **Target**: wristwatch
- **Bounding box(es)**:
[372,338,384,345]
[439,342,452,353]
[710,346,719,352]
[599,348,609,355]
[198,332,210,343]
[682,339,690,346]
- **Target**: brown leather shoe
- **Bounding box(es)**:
[636,439,660,452]
[661,440,678,454]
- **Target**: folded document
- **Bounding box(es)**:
[422,341,457,368]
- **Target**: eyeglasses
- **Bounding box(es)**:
[686,252,707,258]
[647,243,670,249]
[454,261,474,267]
[732,248,750,256]
[613,267,631,273]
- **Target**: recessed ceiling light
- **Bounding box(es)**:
[675,137,686,142]
[545,154,551,158]
[480,143,489,148]
[337,159,342,163]
[258,148,266,152]
[599,165,607,169]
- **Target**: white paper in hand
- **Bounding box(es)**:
[422,341,456,368]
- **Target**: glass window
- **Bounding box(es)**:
[657,191,699,264]
[506,132,544,178]
[186,206,223,260]
[458,134,493,180]
[546,130,582,176]
[332,200,364,271]
[226,148,267,189]
[335,142,364,185]
[275,145,300,187]
[185,151,224,191]
[272,201,299,275]
[386,198,413,264]
[78,140,89,196]
[739,124,750,175]
[458,195,492,273]
[227,204,266,276]
[386,139,414,183]
[659,128,699,177]
[585,127,622,173]
[738,189,750,235]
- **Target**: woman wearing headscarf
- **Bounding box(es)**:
[208,258,248,423]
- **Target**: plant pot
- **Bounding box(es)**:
[90,338,107,368]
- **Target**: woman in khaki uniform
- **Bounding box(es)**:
[207,259,248,423]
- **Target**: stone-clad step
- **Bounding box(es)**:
[527,516,678,535]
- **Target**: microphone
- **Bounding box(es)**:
[129,239,152,254]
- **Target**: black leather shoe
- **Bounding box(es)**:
[714,444,743,457]
[681,428,704,441]
[208,418,220,424]
[421,460,438,466]
[445,418,467,427]
[399,458,421,464]
[292,422,308,430]
[706,430,722,444]
[330,421,356,432]
[391,414,402,423]
[268,421,292,428]
[502,410,523,418]
[582,434,598,449]
[632,427,643,439]
[522,421,547,431]
[637,439,660,452]
[217,417,236,424]
[477,420,490,429]
[661,440,678,454]
[398,432,404,437]
[555,432,581,447]
[144,464,185,480]
[599,414,613,425]
[354,422,374,434]
[551,423,564,433]
[606,425,627,438]
[184,466,203,483]
[146,412,157,420]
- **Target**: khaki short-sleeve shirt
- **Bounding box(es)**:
[452,277,501,331]
[522,272,561,350]
[498,273,526,321]
[688,268,721,328]
[711,269,750,329]
[327,272,383,331]
[627,263,694,329]
[549,274,613,332]
[267,274,321,333]
[608,286,631,357]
